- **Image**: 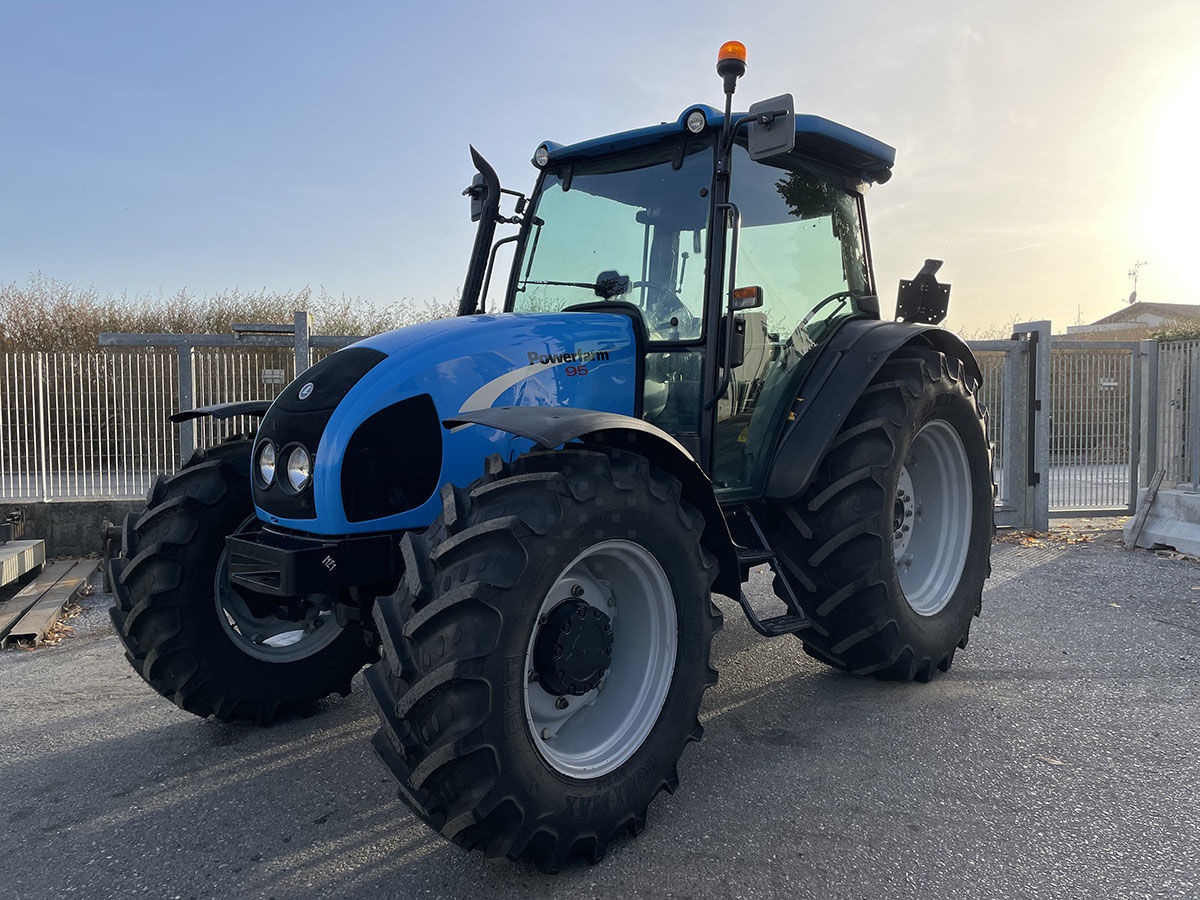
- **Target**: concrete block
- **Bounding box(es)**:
[1124,488,1200,556]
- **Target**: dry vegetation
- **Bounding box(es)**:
[1149,320,1200,343]
[0,274,456,352]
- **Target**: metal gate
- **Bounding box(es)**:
[1048,340,1144,515]
[969,322,1156,529]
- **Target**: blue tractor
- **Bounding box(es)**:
[108,43,992,872]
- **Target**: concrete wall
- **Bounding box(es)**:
[6,500,144,557]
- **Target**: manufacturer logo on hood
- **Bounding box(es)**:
[298,382,314,400]
[525,347,611,366]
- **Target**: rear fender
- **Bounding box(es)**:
[765,320,982,502]
[445,406,741,599]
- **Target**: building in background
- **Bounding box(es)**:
[1064,302,1200,341]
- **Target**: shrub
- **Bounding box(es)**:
[0,274,456,352]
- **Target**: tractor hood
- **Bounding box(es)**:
[251,312,639,535]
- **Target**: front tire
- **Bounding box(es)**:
[764,347,993,681]
[366,447,721,872]
[108,439,377,723]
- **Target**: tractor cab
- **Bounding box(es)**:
[461,43,896,497]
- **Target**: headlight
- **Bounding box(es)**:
[286,445,312,492]
[257,441,276,486]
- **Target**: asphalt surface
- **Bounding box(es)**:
[1,521,1197,900]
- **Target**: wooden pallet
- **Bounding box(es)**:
[0,558,96,648]
[1,540,46,590]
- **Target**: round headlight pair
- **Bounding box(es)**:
[256,441,311,492]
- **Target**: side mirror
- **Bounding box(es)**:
[747,94,795,161]
[465,173,488,223]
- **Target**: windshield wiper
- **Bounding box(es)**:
[520,271,632,300]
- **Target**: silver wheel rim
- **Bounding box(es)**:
[893,419,973,616]
[215,518,344,663]
[524,539,677,779]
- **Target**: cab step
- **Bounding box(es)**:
[731,507,809,638]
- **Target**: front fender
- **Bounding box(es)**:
[445,406,741,600]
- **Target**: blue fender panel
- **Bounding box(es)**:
[447,406,741,600]
[765,320,983,502]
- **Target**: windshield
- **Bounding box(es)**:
[510,137,714,340]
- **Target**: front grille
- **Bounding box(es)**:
[342,393,443,522]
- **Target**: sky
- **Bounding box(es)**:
[3,0,1198,335]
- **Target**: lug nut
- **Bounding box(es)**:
[555,696,569,710]
[541,728,552,740]
[571,584,585,597]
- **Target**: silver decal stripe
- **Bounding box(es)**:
[453,362,556,428]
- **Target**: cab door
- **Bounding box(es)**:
[711,146,875,493]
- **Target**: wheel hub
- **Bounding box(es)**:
[893,466,916,562]
[533,598,614,696]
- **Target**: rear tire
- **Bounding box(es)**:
[366,447,721,872]
[764,347,992,681]
[108,439,377,723]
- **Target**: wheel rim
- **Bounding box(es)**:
[893,419,973,616]
[214,518,344,663]
[524,539,677,779]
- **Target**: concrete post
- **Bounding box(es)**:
[1012,320,1051,531]
[294,310,312,376]
[1139,340,1159,489]
[177,344,196,464]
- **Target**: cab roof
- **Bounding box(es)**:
[536,104,896,183]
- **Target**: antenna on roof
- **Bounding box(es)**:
[1126,260,1148,304]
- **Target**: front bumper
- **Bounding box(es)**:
[227,525,399,597]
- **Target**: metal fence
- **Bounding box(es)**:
[967,344,1013,508]
[1157,340,1199,488]
[0,314,356,501]
[0,350,181,500]
[0,319,1191,508]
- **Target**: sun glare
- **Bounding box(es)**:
[1139,65,1200,303]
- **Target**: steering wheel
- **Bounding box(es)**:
[797,290,856,331]
[631,281,698,333]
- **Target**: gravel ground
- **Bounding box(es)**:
[0,520,1197,900]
